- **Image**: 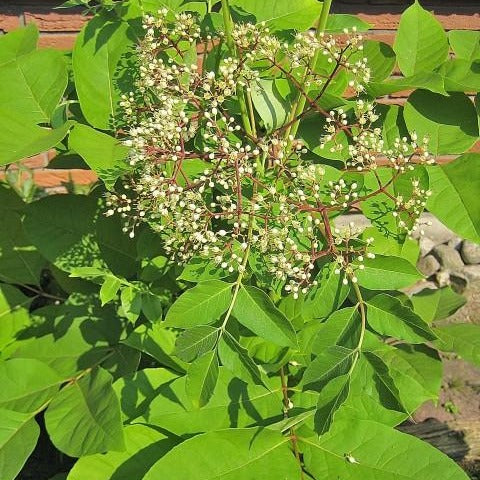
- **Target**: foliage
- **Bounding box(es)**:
[0,1,479,479]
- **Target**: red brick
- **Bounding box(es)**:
[364,31,396,45]
[33,169,97,187]
[23,154,49,169]
[0,11,21,32]
[38,33,77,49]
[24,10,89,32]
[332,5,480,30]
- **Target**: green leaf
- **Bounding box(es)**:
[0,114,73,166]
[0,285,32,356]
[165,280,233,328]
[366,72,447,97]
[24,194,104,273]
[0,48,68,124]
[393,1,448,77]
[366,294,436,343]
[302,418,469,480]
[404,90,478,155]
[410,287,466,324]
[449,30,480,61]
[69,123,130,189]
[427,154,480,242]
[314,374,350,435]
[356,255,422,290]
[178,256,231,282]
[0,358,62,413]
[73,12,135,130]
[123,324,187,373]
[185,350,219,408]
[251,78,290,131]
[233,285,297,347]
[325,14,371,34]
[303,345,355,391]
[441,59,480,92]
[309,308,361,364]
[45,368,125,457]
[303,262,350,320]
[434,324,480,367]
[174,325,218,362]
[96,213,139,278]
[99,275,122,305]
[0,210,45,285]
[138,367,282,435]
[144,428,300,480]
[0,409,39,480]
[67,424,179,480]
[0,24,38,66]
[218,331,265,386]
[351,40,395,83]
[230,0,322,31]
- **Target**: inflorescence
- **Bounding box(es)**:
[106,9,435,296]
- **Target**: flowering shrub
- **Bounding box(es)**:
[0,1,479,479]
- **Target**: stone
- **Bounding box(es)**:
[413,214,457,246]
[461,265,480,283]
[449,273,468,294]
[447,237,462,250]
[417,254,441,277]
[460,241,480,265]
[432,244,465,271]
[403,280,437,296]
[436,270,450,288]
[419,236,436,257]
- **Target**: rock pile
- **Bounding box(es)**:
[415,214,480,294]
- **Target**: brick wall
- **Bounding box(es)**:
[1,0,480,189]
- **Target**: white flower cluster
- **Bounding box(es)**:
[107,11,434,295]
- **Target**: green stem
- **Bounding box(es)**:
[220,0,253,135]
[285,0,333,143]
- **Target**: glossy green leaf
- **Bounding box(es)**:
[325,14,371,33]
[404,90,478,155]
[45,368,125,457]
[99,275,122,305]
[0,47,68,124]
[314,374,350,435]
[123,324,187,373]
[351,40,395,83]
[393,1,448,76]
[0,358,62,413]
[0,114,73,166]
[0,409,39,480]
[366,294,436,343]
[302,418,469,480]
[24,194,104,273]
[427,154,480,242]
[0,285,32,356]
[0,211,45,285]
[174,325,218,362]
[218,331,265,386]
[185,350,219,408]
[230,0,322,31]
[144,428,300,480]
[69,123,130,189]
[356,255,422,290]
[309,307,361,355]
[303,346,355,391]
[366,72,447,97]
[251,78,290,131]
[0,24,38,66]
[165,280,233,328]
[303,262,350,320]
[411,287,466,324]
[449,30,480,61]
[67,424,179,480]
[442,59,480,92]
[434,324,480,367]
[73,12,135,130]
[233,285,297,347]
[139,368,282,435]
